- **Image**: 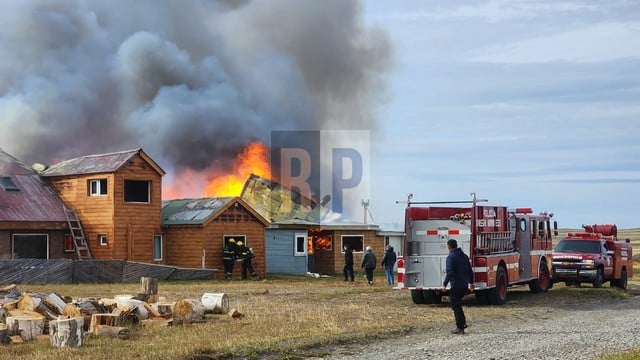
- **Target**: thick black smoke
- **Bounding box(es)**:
[0,0,392,174]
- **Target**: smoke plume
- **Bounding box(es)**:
[0,0,392,179]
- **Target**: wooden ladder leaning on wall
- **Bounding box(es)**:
[63,204,93,260]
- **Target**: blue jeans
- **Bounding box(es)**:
[385,266,394,285]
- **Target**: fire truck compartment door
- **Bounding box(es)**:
[405,256,444,288]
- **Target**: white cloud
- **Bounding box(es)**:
[470,22,640,63]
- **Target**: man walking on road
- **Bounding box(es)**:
[442,239,474,334]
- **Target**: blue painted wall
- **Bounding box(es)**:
[265,229,308,275]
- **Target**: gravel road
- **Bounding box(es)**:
[320,292,640,360]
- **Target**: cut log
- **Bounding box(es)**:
[9,335,23,344]
[6,316,45,341]
[0,284,17,292]
[62,303,82,318]
[94,325,129,340]
[172,299,205,324]
[140,318,172,327]
[228,308,244,319]
[44,293,67,314]
[0,323,9,344]
[49,317,83,348]
[18,294,58,320]
[0,306,6,323]
[156,302,174,316]
[89,313,122,334]
[140,277,158,295]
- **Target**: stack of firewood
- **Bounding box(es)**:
[0,278,242,348]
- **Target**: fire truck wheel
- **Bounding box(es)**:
[615,268,628,289]
[488,266,508,305]
[529,261,551,294]
[592,268,604,288]
[411,289,425,304]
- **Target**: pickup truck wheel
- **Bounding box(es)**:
[616,269,628,289]
[411,289,425,304]
[592,268,604,288]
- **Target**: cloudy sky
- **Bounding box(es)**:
[362,1,640,229]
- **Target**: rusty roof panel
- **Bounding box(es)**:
[41,149,141,177]
[0,149,67,222]
[162,197,235,225]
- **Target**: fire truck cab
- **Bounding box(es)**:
[552,224,632,288]
[396,194,557,305]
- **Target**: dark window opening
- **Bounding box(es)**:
[0,177,19,192]
[13,234,48,259]
[342,235,364,253]
[224,235,246,247]
[124,180,150,203]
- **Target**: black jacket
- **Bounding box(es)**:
[361,250,376,269]
[344,248,354,266]
[381,247,397,269]
[443,247,474,289]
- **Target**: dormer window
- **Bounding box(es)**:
[0,177,19,192]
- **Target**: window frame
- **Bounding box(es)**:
[99,234,108,246]
[64,233,75,253]
[0,176,19,192]
[294,233,307,256]
[88,178,108,196]
[224,235,246,247]
[153,234,163,261]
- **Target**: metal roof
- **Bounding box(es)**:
[41,148,165,177]
[0,149,67,223]
[162,197,235,225]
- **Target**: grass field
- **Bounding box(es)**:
[1,228,639,360]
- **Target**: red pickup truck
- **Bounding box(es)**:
[552,224,632,288]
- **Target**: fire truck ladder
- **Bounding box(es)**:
[63,205,92,260]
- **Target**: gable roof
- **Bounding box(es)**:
[41,148,165,177]
[162,196,269,226]
[0,148,67,222]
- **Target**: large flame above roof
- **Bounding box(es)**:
[204,142,270,197]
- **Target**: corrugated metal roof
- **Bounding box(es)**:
[162,197,235,225]
[0,149,67,223]
[41,149,142,176]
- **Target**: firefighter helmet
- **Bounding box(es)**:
[237,241,244,246]
[229,238,236,243]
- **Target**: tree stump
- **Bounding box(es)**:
[6,316,44,341]
[50,317,83,348]
[140,277,159,303]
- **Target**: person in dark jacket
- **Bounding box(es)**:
[442,239,474,334]
[222,238,237,280]
[381,245,397,286]
[343,244,354,281]
[361,246,377,285]
[237,241,258,280]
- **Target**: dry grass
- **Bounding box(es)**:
[1,270,636,360]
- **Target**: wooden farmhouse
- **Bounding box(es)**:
[40,149,166,263]
[162,197,269,279]
[0,149,73,260]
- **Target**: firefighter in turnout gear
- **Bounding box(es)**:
[237,241,258,280]
[222,238,237,280]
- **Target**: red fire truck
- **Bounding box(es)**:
[552,224,632,288]
[395,193,558,305]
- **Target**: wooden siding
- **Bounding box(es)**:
[314,229,385,275]
[265,229,308,275]
[164,205,266,279]
[46,154,163,262]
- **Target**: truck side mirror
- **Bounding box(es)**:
[553,221,558,236]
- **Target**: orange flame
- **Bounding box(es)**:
[204,142,270,197]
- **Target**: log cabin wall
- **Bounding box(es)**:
[112,156,163,263]
[164,226,205,269]
[324,229,383,275]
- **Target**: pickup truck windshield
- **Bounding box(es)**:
[554,240,601,253]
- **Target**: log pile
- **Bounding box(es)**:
[0,279,238,347]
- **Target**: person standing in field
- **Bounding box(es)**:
[381,245,397,286]
[361,246,377,285]
[442,239,474,334]
[343,244,355,282]
[222,238,237,280]
[238,241,258,280]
